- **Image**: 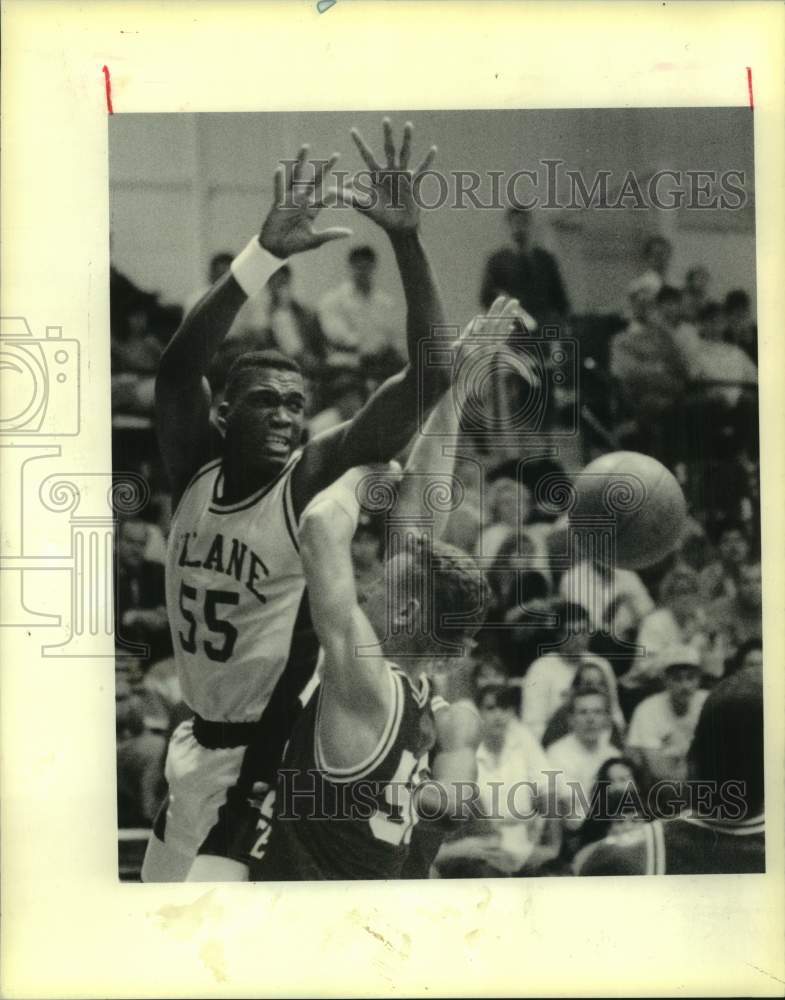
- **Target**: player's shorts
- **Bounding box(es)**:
[152,718,249,862]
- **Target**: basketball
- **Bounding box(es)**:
[569,451,688,570]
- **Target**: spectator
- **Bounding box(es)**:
[475,478,531,561]
[724,289,757,363]
[558,551,654,638]
[698,519,751,602]
[610,286,690,459]
[433,685,559,877]
[681,265,713,322]
[307,367,368,438]
[626,235,676,302]
[480,206,569,326]
[546,688,621,831]
[265,265,328,376]
[116,672,167,827]
[541,659,626,749]
[620,564,724,698]
[730,638,763,676]
[625,646,708,786]
[521,602,611,741]
[185,251,268,339]
[573,756,649,858]
[317,245,401,369]
[707,560,762,667]
[116,518,172,665]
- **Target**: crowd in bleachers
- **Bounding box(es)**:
[112,214,761,877]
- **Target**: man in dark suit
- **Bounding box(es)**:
[480,206,570,326]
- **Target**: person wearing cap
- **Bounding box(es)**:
[625,645,708,786]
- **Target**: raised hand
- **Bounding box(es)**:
[260,147,352,258]
[345,118,437,232]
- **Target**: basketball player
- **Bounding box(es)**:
[248,464,485,880]
[245,298,528,880]
[142,119,452,882]
[575,667,764,875]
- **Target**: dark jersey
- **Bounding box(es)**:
[575,812,765,876]
[251,665,436,881]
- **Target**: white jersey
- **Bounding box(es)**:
[165,453,307,723]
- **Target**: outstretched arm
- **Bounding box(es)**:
[393,296,528,538]
[298,466,399,772]
[291,120,451,518]
[155,147,351,506]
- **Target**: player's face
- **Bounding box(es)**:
[570,694,608,740]
[359,552,418,650]
[225,369,306,466]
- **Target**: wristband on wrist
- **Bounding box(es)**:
[230,237,287,297]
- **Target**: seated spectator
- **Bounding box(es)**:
[317,245,401,369]
[729,638,763,677]
[521,602,611,741]
[111,291,163,416]
[620,564,724,696]
[626,235,677,302]
[116,672,167,827]
[542,659,626,749]
[480,206,569,326]
[116,518,172,665]
[625,646,708,787]
[265,265,327,376]
[489,568,553,677]
[576,668,764,875]
[433,685,559,877]
[471,651,510,693]
[698,518,751,602]
[724,288,757,363]
[610,286,691,459]
[707,560,762,667]
[672,301,757,408]
[681,265,714,322]
[307,367,368,438]
[546,688,621,832]
[558,552,654,639]
[573,756,649,860]
[475,477,532,561]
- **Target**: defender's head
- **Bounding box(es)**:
[359,536,485,660]
[688,666,764,816]
[217,350,305,468]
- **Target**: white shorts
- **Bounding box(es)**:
[156,719,247,859]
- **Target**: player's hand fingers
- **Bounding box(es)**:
[382,117,396,167]
[309,226,353,248]
[313,152,340,201]
[398,121,413,170]
[288,145,310,189]
[350,127,381,172]
[341,180,375,212]
[413,144,437,177]
[273,165,285,205]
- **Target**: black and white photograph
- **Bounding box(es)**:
[110,107,764,883]
[3,3,784,997]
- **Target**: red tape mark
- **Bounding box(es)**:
[746,67,754,110]
[102,65,114,114]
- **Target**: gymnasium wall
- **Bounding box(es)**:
[109,108,756,351]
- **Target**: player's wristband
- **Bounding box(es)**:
[230,237,287,297]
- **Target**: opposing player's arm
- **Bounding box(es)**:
[156,147,350,506]
[298,468,398,769]
[291,121,452,518]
